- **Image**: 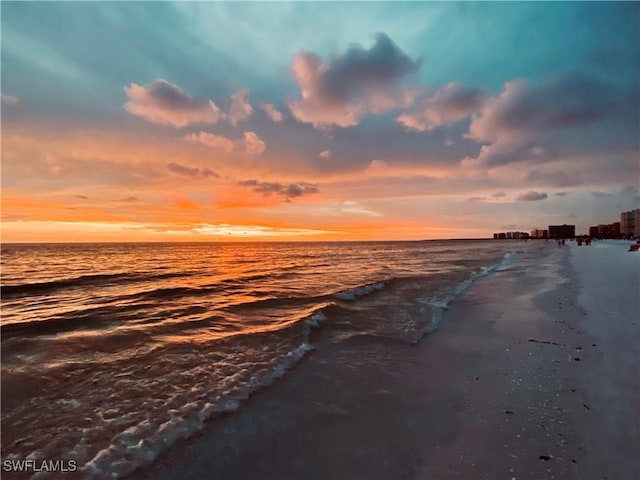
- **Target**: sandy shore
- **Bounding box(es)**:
[129,240,639,480]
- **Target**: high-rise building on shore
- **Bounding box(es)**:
[621,209,640,237]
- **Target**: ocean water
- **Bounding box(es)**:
[1,240,538,478]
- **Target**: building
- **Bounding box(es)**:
[621,208,640,237]
[548,224,575,239]
[529,229,548,239]
[493,231,530,240]
[587,222,621,239]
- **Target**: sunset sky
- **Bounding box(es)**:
[2,2,639,242]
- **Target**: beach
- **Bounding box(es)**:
[129,240,640,480]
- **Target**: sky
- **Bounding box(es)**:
[1,1,639,242]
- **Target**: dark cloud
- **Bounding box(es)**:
[287,33,421,128]
[491,191,506,198]
[74,195,88,200]
[524,168,582,188]
[238,180,319,201]
[124,80,224,128]
[478,75,612,137]
[621,185,639,196]
[465,73,620,168]
[167,162,219,178]
[555,192,569,196]
[465,196,486,202]
[516,191,548,201]
[118,196,140,203]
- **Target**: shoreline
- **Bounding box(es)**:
[129,241,639,480]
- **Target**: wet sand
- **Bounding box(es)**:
[129,241,639,480]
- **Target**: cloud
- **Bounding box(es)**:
[243,131,266,155]
[591,191,612,198]
[555,192,569,196]
[229,88,253,126]
[187,131,266,155]
[524,167,581,188]
[1,93,20,105]
[118,196,140,203]
[396,83,489,132]
[515,191,548,201]
[124,79,224,128]
[75,195,88,200]
[464,74,614,168]
[186,131,235,153]
[465,196,486,202]
[287,33,421,128]
[259,103,285,123]
[491,192,506,198]
[167,162,219,178]
[622,185,639,196]
[238,180,319,201]
[319,150,332,159]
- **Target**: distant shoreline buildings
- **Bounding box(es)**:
[493,225,575,240]
[492,208,640,240]
[587,208,640,239]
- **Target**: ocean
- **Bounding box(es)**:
[1,240,539,479]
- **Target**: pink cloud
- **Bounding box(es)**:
[243,131,266,155]
[186,131,235,153]
[187,131,266,155]
[287,33,421,128]
[229,88,253,126]
[319,150,332,159]
[124,79,224,128]
[259,103,285,123]
[396,83,489,132]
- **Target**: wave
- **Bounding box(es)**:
[1,272,185,298]
[80,341,315,479]
[414,251,518,341]
[334,282,385,301]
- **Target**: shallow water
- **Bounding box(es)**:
[1,240,539,478]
